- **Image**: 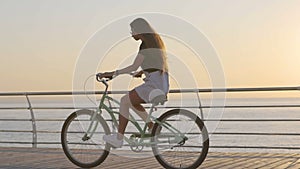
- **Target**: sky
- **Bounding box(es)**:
[0,0,300,92]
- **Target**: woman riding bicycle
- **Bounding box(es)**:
[97,18,169,148]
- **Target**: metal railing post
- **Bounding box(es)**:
[25,94,37,148]
[196,90,204,120]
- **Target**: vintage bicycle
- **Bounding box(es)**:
[61,75,209,169]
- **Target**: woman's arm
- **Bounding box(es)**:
[98,54,144,79]
[115,54,144,75]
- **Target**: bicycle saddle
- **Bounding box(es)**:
[150,95,167,106]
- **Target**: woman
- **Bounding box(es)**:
[98,18,169,148]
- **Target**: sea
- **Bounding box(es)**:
[0,94,299,154]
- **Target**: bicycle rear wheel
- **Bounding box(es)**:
[61,109,110,168]
[151,109,209,169]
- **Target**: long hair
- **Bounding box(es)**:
[130,18,168,73]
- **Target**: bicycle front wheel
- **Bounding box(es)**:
[151,109,209,169]
[61,109,110,168]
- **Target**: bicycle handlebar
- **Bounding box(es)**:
[96,73,115,87]
[96,71,140,87]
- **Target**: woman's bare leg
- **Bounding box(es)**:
[129,90,153,129]
[118,94,130,140]
[118,90,153,139]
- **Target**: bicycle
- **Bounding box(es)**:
[61,75,209,169]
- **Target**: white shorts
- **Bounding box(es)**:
[135,71,169,103]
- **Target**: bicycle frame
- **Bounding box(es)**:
[85,78,185,147]
[62,76,209,169]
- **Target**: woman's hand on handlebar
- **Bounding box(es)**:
[96,71,114,80]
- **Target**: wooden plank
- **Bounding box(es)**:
[0,147,299,169]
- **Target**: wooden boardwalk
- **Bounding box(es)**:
[0,147,299,169]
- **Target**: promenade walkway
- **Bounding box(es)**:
[0,147,299,169]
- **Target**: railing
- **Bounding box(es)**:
[0,86,299,151]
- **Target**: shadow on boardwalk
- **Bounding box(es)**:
[0,147,299,169]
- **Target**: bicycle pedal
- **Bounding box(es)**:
[130,133,152,138]
[130,133,141,138]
